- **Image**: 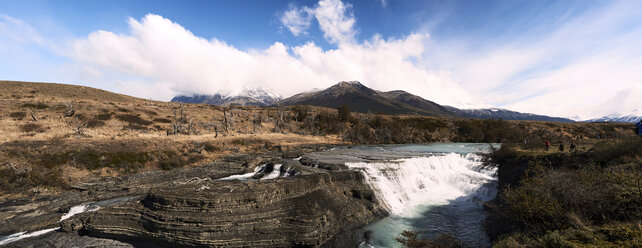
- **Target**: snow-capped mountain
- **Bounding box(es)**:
[171,86,281,106]
[584,109,642,123]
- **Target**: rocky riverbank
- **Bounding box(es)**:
[2,147,388,247]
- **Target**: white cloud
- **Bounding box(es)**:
[280,0,356,45]
[280,5,313,36]
[312,0,356,45]
[71,13,472,106]
[0,15,43,46]
[3,0,641,120]
[421,0,642,119]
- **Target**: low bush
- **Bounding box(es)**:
[396,231,467,248]
[153,118,172,123]
[86,119,106,128]
[203,142,221,152]
[144,110,158,116]
[9,111,26,119]
[487,140,642,247]
[291,105,310,122]
[157,151,203,170]
[22,101,49,109]
[20,123,46,133]
[95,112,112,121]
[116,107,131,112]
[116,114,153,126]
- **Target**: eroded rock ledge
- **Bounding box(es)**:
[3,149,387,247]
[67,170,384,247]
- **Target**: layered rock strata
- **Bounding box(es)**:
[64,169,384,247]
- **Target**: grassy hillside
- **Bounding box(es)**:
[0,81,637,200]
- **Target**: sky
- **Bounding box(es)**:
[1,0,641,120]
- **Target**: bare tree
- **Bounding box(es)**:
[252,111,263,133]
[64,101,75,117]
[222,107,229,133]
[170,103,185,135]
[29,108,37,121]
[186,117,199,135]
[71,116,87,136]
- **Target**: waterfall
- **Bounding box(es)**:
[348,152,497,247]
[346,153,496,217]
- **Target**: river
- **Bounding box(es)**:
[343,143,498,248]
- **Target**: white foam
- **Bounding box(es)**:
[346,153,497,217]
[60,203,100,221]
[218,165,265,181]
[0,228,59,245]
[1,202,101,245]
[260,164,283,180]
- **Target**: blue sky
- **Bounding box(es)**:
[1,0,641,119]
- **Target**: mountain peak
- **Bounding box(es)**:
[338,81,363,87]
[278,80,453,117]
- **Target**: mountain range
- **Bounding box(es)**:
[171,81,582,122]
[584,114,642,123]
[171,86,281,106]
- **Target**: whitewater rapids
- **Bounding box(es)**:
[347,150,497,247]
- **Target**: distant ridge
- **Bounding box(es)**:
[445,106,576,123]
[584,115,642,123]
[170,80,577,122]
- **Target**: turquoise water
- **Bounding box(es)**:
[349,143,498,248]
[384,142,500,154]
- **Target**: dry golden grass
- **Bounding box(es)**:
[0,81,347,197]
[0,81,636,198]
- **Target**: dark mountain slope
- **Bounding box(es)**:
[277,81,453,117]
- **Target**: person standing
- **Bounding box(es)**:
[545,140,550,151]
[570,142,576,152]
[559,142,564,152]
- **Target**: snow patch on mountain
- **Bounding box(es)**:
[584,109,642,123]
[223,85,281,102]
[171,85,281,106]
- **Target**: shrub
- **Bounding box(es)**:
[9,111,26,119]
[153,118,172,123]
[22,101,49,109]
[86,119,106,128]
[95,113,112,121]
[125,123,148,130]
[203,142,221,152]
[395,231,467,248]
[116,114,153,126]
[116,107,130,112]
[20,123,46,133]
[541,231,573,248]
[487,142,642,247]
[338,105,351,122]
[291,105,310,122]
[144,110,158,116]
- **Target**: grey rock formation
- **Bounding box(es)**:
[2,150,386,247]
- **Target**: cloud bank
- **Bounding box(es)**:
[1,0,641,119]
[72,7,475,107]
